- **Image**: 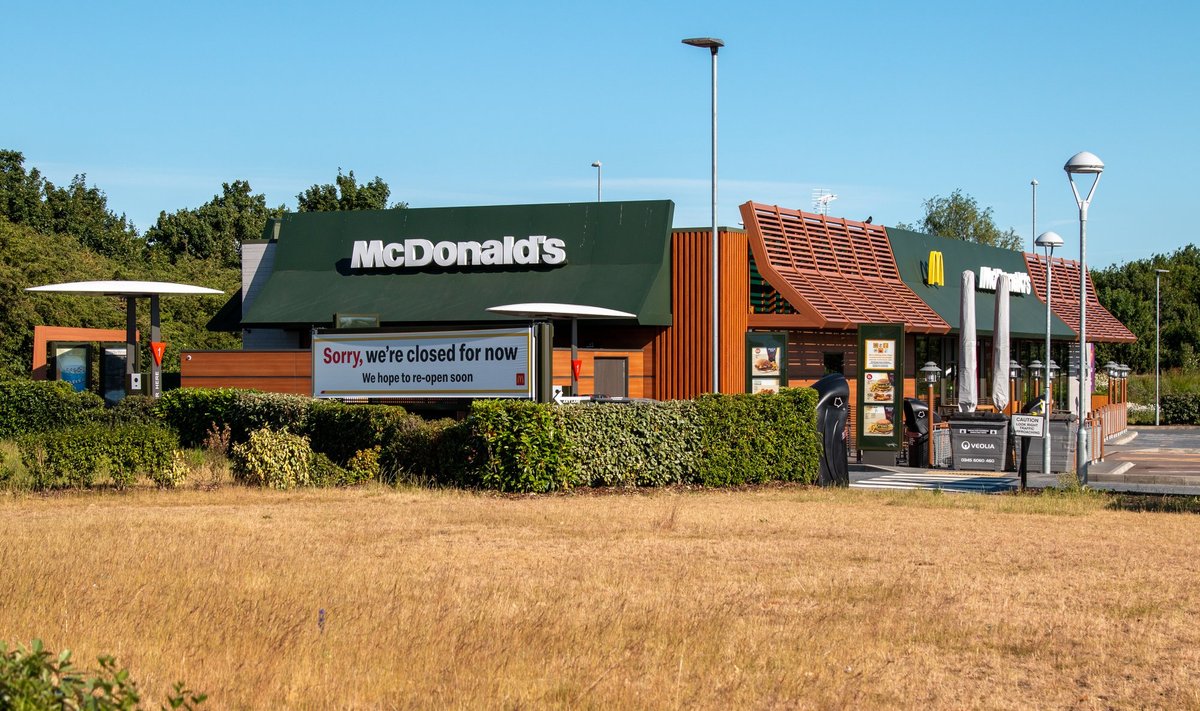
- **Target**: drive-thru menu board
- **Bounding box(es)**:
[745,332,787,395]
[857,324,904,452]
[312,327,535,399]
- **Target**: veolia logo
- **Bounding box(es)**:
[960,440,997,451]
[350,236,567,271]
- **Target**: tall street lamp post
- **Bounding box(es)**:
[1065,151,1104,484]
[1031,179,1038,252]
[591,161,602,202]
[1036,230,1063,478]
[683,36,724,393]
[1156,268,1169,425]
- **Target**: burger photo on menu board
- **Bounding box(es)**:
[865,372,893,402]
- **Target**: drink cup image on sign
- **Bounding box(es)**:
[752,347,780,376]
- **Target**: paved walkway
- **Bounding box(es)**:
[850,426,1200,495]
[1086,426,1200,495]
[851,470,1017,493]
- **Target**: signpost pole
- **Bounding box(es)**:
[125,296,138,394]
[150,295,162,398]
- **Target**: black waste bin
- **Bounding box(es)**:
[903,398,940,468]
[948,411,1009,472]
[1016,413,1079,473]
[811,373,850,487]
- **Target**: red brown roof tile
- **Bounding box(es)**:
[1024,253,1135,343]
[740,202,949,333]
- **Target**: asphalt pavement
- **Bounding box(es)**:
[850,426,1200,495]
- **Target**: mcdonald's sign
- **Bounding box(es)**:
[927,251,945,286]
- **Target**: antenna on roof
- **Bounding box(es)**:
[812,188,838,216]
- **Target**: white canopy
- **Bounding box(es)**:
[992,273,1011,412]
[958,270,977,413]
[25,280,223,296]
[486,303,636,320]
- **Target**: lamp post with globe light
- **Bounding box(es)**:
[1036,230,1064,477]
[1065,152,1103,484]
[920,362,942,467]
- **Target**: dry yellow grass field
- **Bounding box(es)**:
[2,485,1198,710]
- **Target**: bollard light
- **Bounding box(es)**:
[920,362,942,468]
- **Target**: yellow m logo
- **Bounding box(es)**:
[927,251,944,286]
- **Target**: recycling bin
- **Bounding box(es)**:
[903,397,940,468]
[948,412,1009,472]
[1016,414,1079,473]
[811,373,850,487]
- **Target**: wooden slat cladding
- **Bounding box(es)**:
[653,228,748,400]
[721,230,750,394]
[739,202,949,334]
[551,348,651,399]
[182,350,312,394]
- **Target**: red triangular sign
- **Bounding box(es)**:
[150,341,167,366]
[571,359,583,381]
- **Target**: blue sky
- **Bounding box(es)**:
[7,1,1197,267]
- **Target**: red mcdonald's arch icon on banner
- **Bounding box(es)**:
[150,341,167,366]
[571,359,583,381]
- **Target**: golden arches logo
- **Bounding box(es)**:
[927,251,944,286]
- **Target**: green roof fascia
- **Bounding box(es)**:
[886,227,1075,340]
[241,200,675,327]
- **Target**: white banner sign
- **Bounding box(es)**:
[1011,414,1046,438]
[312,328,534,399]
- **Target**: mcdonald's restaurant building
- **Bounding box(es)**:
[186,199,1133,444]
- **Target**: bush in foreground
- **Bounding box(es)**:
[0,638,205,710]
[230,428,313,489]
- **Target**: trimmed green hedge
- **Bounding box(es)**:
[4,382,821,494]
[0,380,104,438]
[379,417,476,487]
[18,422,178,489]
[382,389,820,493]
[694,388,820,486]
[555,401,700,487]
[307,400,418,466]
[471,400,571,493]
[155,388,315,447]
[155,389,418,466]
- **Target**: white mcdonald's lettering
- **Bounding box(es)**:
[979,266,1032,295]
[350,236,568,270]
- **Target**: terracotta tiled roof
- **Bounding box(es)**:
[739,202,949,333]
[1024,253,1136,343]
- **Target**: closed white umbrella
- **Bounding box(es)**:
[958,270,977,412]
[992,273,1011,412]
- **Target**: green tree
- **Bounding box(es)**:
[896,189,1022,250]
[144,180,284,267]
[0,150,50,231]
[296,169,403,212]
[44,174,140,260]
[1093,245,1200,373]
[0,151,140,261]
